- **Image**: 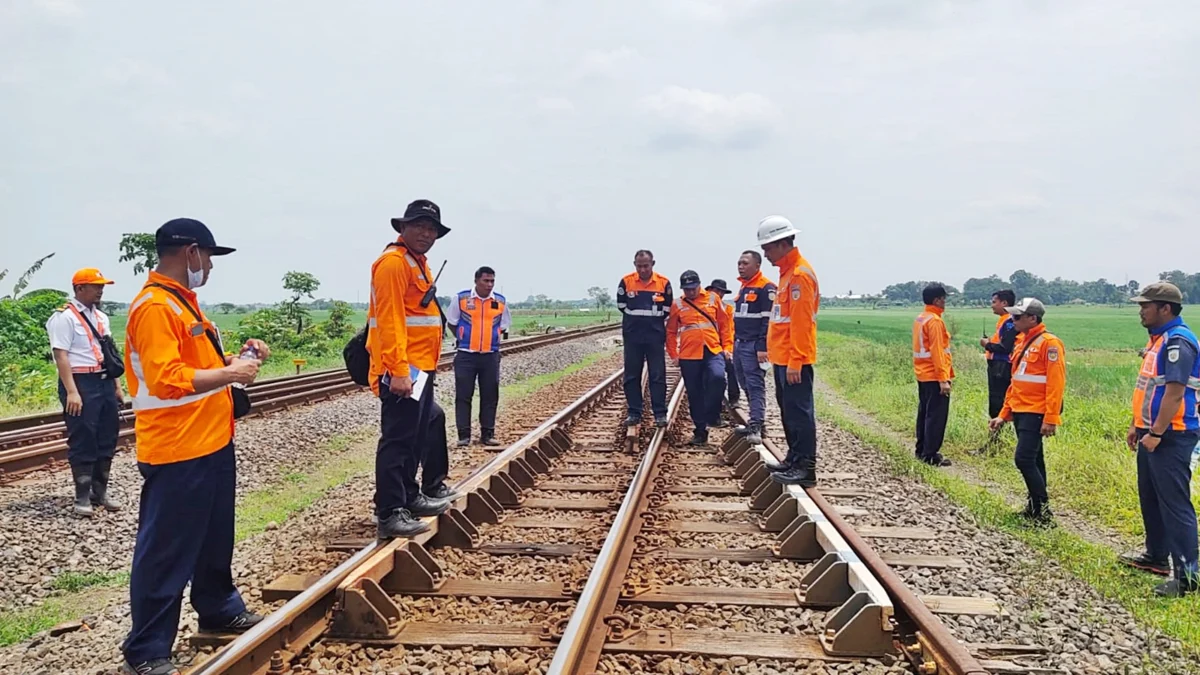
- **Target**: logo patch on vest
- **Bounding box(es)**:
[1047,347,1059,362]
[627,290,636,298]
[790,284,800,301]
[1167,346,1180,363]
[768,290,776,302]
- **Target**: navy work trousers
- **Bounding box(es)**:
[454,350,500,440]
[986,359,1012,420]
[773,364,817,468]
[915,381,950,461]
[732,340,767,426]
[1013,413,1049,507]
[58,373,119,464]
[375,372,450,518]
[725,354,739,404]
[623,339,667,418]
[1137,428,1200,581]
[123,443,245,664]
[680,350,725,433]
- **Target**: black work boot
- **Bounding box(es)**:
[1119,550,1171,577]
[771,463,817,488]
[744,423,763,446]
[654,415,668,428]
[90,457,122,512]
[425,483,461,501]
[406,493,451,517]
[198,610,264,634]
[688,430,708,446]
[1154,573,1200,598]
[378,508,430,538]
[1029,502,1055,528]
[481,431,501,447]
[122,658,180,675]
[762,456,788,472]
[456,437,471,448]
[70,462,94,517]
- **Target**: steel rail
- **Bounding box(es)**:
[186,367,627,675]
[726,405,990,675]
[0,324,619,481]
[545,373,687,675]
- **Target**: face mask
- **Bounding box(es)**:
[186,247,206,289]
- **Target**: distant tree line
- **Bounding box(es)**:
[837,269,1199,307]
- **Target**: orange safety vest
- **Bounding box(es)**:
[367,238,443,394]
[1000,324,1066,425]
[64,303,107,373]
[666,290,731,361]
[721,302,735,354]
[1132,319,1200,431]
[455,290,507,353]
[124,271,234,465]
[913,305,954,382]
[766,247,820,368]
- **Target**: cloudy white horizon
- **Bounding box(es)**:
[2,0,1196,304]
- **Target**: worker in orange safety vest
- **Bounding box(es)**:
[667,270,732,446]
[913,283,954,467]
[988,298,1065,526]
[705,278,738,416]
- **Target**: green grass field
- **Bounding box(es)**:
[816,304,1200,647]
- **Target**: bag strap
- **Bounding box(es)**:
[1012,333,1044,370]
[66,304,107,363]
[683,297,721,332]
[148,283,228,364]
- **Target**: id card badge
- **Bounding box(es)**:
[189,322,206,337]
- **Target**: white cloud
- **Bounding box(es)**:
[157,110,241,138]
[536,96,576,113]
[32,0,82,17]
[0,63,38,85]
[574,46,639,80]
[967,193,1048,215]
[104,59,172,87]
[638,85,781,148]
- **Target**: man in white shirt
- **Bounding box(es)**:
[45,268,124,517]
[446,266,512,447]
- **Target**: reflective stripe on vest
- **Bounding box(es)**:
[1133,324,1200,430]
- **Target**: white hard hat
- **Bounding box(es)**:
[756,215,800,245]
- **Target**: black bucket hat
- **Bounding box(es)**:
[706,279,730,295]
[391,199,450,238]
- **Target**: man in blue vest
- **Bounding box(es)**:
[446,266,511,447]
[617,250,672,427]
[980,289,1018,420]
[730,251,776,446]
[1119,282,1199,597]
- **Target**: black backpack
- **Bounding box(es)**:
[344,324,371,386]
[74,309,126,381]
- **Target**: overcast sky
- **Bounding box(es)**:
[2,0,1197,304]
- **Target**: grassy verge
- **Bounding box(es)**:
[816,395,1200,658]
[0,349,619,648]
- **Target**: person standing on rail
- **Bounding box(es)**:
[730,251,776,446]
[667,270,732,446]
[705,278,737,423]
[980,289,1018,420]
[446,265,511,448]
[367,200,459,540]
[1118,282,1199,597]
[988,298,1065,526]
[759,216,821,487]
[913,283,954,467]
[120,219,270,675]
[617,250,672,427]
[45,268,124,517]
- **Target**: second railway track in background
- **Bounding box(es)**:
[0,323,618,483]
[179,367,1027,675]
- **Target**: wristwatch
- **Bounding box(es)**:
[1148,431,1163,439]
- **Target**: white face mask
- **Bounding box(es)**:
[186,247,206,289]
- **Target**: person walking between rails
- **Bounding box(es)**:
[980,289,1018,420]
[913,283,954,467]
[1118,282,1199,597]
[45,268,125,517]
[617,250,673,427]
[120,219,270,675]
[446,266,511,448]
[758,216,821,487]
[667,270,732,446]
[367,200,460,539]
[705,278,737,425]
[987,298,1065,526]
[730,251,776,446]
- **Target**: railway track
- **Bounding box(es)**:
[0,323,618,483]
[179,369,1023,675]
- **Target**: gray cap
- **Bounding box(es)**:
[1131,282,1184,304]
[1006,297,1046,318]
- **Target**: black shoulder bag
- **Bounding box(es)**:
[74,308,125,380]
[150,284,252,418]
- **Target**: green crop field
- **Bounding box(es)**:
[816,304,1197,540]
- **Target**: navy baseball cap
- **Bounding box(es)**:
[680,270,702,290]
[155,218,236,256]
[391,199,450,238]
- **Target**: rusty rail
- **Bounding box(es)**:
[186,367,627,675]
[0,323,619,482]
[725,405,990,675]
